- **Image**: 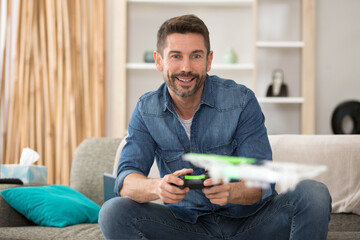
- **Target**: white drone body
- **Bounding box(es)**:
[182,153,327,192]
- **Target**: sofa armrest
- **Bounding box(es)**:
[0,184,35,227]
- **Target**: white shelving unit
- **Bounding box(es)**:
[111,0,315,136]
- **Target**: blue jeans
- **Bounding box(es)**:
[99,180,332,240]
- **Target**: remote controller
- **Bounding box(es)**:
[174,171,211,189]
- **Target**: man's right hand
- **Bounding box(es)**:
[157,168,193,203]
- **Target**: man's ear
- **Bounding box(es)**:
[206,50,213,72]
[154,51,163,72]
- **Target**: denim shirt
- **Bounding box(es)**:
[115,75,277,224]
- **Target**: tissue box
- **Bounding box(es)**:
[1,164,47,184]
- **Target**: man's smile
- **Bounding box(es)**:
[172,73,199,85]
[176,77,194,83]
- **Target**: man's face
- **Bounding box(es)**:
[155,33,213,98]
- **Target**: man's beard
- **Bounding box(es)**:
[165,71,206,98]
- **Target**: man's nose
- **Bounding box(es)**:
[181,58,192,72]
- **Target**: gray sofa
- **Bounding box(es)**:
[1,136,360,239]
[0,138,121,240]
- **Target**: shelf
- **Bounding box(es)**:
[257,97,304,104]
[257,41,305,48]
[127,63,156,70]
[127,0,254,5]
[211,63,254,70]
[126,63,254,70]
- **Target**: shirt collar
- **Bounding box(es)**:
[162,74,215,112]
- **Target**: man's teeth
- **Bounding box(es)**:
[178,78,192,82]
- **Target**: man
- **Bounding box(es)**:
[99,15,331,240]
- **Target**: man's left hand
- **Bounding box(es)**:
[202,179,231,206]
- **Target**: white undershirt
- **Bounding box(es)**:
[179,117,193,140]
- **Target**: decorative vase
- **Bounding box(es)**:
[144,51,155,63]
[223,48,237,64]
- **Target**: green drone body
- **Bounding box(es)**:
[185,153,256,165]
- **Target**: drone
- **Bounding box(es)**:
[182,153,327,192]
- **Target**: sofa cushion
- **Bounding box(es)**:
[269,134,360,215]
[70,138,121,206]
[327,232,360,240]
[1,185,100,227]
[0,184,35,227]
[0,223,104,240]
[328,213,360,232]
[327,213,360,240]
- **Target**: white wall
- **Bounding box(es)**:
[316,0,360,134]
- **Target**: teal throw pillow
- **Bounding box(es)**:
[1,185,100,227]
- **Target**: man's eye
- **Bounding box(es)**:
[171,55,180,59]
[193,54,201,59]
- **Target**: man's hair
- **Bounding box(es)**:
[157,14,210,56]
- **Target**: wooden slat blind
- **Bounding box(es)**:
[0,0,106,185]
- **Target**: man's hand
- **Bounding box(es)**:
[203,178,263,206]
[202,178,231,206]
[157,168,193,203]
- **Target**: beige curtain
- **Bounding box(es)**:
[0,0,106,185]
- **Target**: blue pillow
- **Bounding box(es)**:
[1,185,100,227]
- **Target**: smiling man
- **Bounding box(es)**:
[99,15,331,240]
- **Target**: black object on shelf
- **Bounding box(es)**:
[266,69,288,97]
